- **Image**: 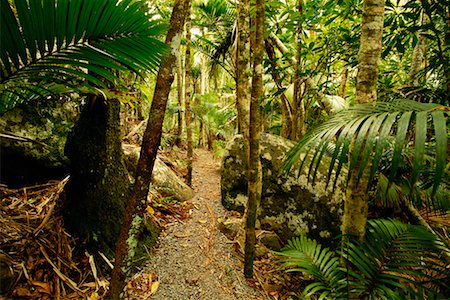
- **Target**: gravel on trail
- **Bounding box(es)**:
[129,149,264,300]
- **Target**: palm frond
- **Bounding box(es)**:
[345,218,450,298]
[284,99,449,200]
[278,236,347,299]
[1,0,169,113]
[278,219,450,299]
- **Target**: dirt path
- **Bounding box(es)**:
[130,149,263,299]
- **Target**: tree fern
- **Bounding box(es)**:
[0,0,169,113]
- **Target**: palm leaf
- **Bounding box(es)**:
[345,218,450,298]
[278,236,347,299]
[284,100,449,202]
[0,0,169,113]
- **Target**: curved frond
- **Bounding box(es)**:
[0,0,169,113]
[278,236,346,299]
[284,100,449,202]
[345,218,450,298]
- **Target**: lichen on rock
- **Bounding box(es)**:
[220,133,345,245]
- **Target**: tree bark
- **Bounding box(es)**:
[344,0,385,242]
[109,0,192,298]
[339,66,348,98]
[355,0,385,104]
[244,0,264,278]
[292,0,306,140]
[176,42,184,147]
[236,0,251,162]
[185,13,193,187]
[264,39,293,138]
[64,95,131,253]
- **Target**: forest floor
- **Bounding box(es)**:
[125,148,267,299]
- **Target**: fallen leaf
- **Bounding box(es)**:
[150,281,159,295]
[198,219,207,224]
[146,206,155,215]
[87,292,100,300]
[30,280,51,294]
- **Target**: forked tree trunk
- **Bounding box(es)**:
[345,0,385,242]
[185,13,193,187]
[109,0,192,297]
[64,95,131,253]
[244,0,264,278]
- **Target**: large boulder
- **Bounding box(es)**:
[123,144,195,202]
[221,133,345,245]
[0,97,80,186]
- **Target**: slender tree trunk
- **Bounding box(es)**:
[264,39,293,138]
[268,32,332,115]
[344,0,385,243]
[236,0,251,161]
[355,0,385,104]
[185,13,193,187]
[109,1,191,298]
[176,44,184,146]
[409,11,429,86]
[292,0,306,140]
[244,0,264,278]
[339,66,348,98]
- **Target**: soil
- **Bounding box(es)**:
[124,149,265,299]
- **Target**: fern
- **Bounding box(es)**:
[278,219,450,299]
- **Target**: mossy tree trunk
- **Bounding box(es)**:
[244,0,264,278]
[355,0,385,104]
[64,95,131,253]
[344,0,385,242]
[109,0,192,298]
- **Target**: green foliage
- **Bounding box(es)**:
[0,0,169,113]
[284,99,449,204]
[278,219,450,299]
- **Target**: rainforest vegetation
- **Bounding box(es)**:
[0,0,449,299]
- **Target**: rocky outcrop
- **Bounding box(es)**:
[221,133,345,245]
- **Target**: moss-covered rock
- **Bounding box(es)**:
[0,97,80,186]
[221,133,345,245]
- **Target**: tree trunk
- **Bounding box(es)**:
[185,13,193,187]
[244,0,264,278]
[176,43,184,147]
[292,0,306,140]
[339,66,348,98]
[109,0,191,297]
[264,39,293,138]
[236,0,251,162]
[64,95,130,253]
[355,0,385,104]
[344,0,385,243]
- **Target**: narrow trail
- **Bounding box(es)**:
[135,149,263,299]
